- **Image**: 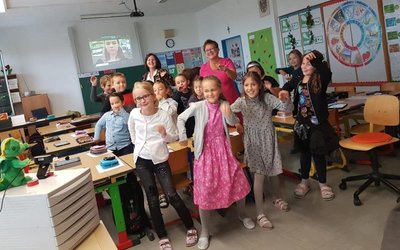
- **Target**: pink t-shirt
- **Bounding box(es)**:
[200,57,239,104]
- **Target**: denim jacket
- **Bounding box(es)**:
[94,108,131,151]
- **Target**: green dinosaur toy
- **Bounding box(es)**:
[0,138,32,192]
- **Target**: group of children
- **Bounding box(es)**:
[91,49,337,250]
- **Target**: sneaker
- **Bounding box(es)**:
[197,236,209,250]
[238,216,255,229]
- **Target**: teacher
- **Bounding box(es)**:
[200,39,239,104]
[142,53,175,87]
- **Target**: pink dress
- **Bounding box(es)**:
[193,102,250,210]
[200,58,239,104]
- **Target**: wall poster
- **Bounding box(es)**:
[156,47,203,77]
[222,35,245,93]
[279,6,327,68]
[247,27,278,80]
[322,0,387,84]
[382,0,400,81]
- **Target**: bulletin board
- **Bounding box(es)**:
[221,35,245,93]
[382,0,400,81]
[279,5,328,65]
[322,0,387,84]
[156,47,203,78]
[247,28,278,80]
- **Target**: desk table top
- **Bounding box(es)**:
[68,151,134,185]
[44,129,94,154]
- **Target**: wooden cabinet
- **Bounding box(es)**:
[21,93,52,120]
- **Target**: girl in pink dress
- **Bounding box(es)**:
[177,75,254,250]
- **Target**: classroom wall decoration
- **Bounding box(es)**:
[382,0,400,81]
[279,6,327,65]
[322,0,387,84]
[247,28,278,80]
[221,35,245,93]
[156,47,203,78]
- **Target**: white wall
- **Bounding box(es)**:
[136,13,200,55]
[196,0,282,68]
[0,23,84,116]
[276,0,328,16]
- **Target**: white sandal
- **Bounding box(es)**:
[256,214,273,229]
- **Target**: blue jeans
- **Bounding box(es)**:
[135,157,194,238]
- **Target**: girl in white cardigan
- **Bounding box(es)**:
[128,81,197,250]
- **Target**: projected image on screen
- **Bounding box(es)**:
[89,35,133,67]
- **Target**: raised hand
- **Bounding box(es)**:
[90,75,98,86]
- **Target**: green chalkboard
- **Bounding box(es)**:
[79,65,146,114]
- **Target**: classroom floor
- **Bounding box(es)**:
[99,139,400,250]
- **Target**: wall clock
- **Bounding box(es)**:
[166,38,175,48]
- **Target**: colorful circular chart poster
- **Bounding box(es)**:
[323,0,387,83]
[326,1,382,67]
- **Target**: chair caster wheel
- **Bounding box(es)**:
[339,181,347,190]
[374,180,380,187]
[354,195,362,206]
[397,197,400,203]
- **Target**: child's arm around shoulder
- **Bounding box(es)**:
[177,101,200,141]
[230,97,243,113]
[220,101,239,126]
[266,92,294,113]
[127,109,138,145]
[94,112,107,141]
[158,110,178,143]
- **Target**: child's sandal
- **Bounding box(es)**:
[256,214,273,229]
[159,238,173,250]
[273,198,290,212]
[294,183,310,199]
[320,185,335,201]
[185,228,198,247]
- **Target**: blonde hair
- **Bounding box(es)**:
[202,75,226,101]
[133,81,159,107]
[99,75,111,88]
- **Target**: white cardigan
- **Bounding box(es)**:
[128,108,178,164]
[177,100,238,160]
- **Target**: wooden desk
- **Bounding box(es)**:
[118,154,135,169]
[37,120,76,136]
[69,151,135,249]
[71,114,100,129]
[44,129,94,155]
[76,221,117,250]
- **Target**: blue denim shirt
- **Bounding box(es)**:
[94,108,131,150]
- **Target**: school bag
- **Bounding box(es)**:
[119,172,151,237]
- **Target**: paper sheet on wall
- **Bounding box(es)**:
[383,0,400,81]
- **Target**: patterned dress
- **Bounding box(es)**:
[193,102,250,210]
[231,94,292,176]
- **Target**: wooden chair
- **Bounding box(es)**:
[335,86,356,96]
[381,82,400,92]
[230,132,254,202]
[338,95,400,206]
[165,147,199,226]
